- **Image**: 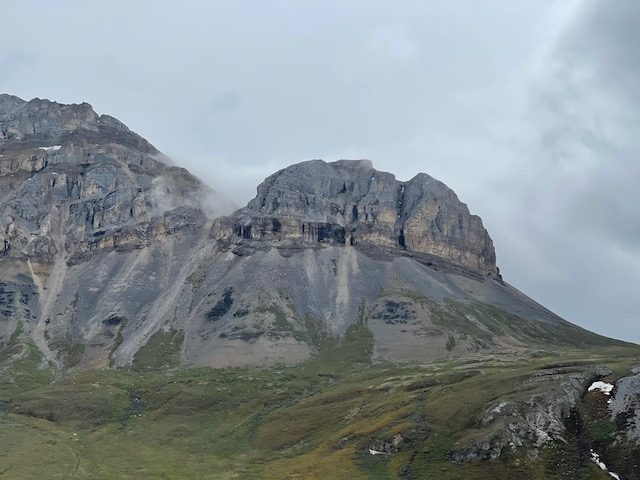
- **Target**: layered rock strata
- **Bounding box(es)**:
[213,159,497,276]
[0,95,224,265]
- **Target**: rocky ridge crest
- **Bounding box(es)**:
[213,159,498,276]
[0,95,224,265]
[0,94,156,153]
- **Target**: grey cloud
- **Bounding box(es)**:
[539,0,640,248]
[0,51,35,82]
[505,0,640,341]
[567,164,640,251]
[208,93,242,114]
[562,0,640,99]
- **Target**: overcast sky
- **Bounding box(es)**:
[2,0,638,343]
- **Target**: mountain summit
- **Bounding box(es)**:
[0,95,230,368]
[214,158,497,276]
[0,94,156,153]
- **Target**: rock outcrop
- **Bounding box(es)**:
[0,94,156,153]
[609,366,640,442]
[213,159,497,276]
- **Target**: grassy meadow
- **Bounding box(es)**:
[1,320,638,479]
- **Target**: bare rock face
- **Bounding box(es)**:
[609,368,640,442]
[0,96,225,265]
[0,94,156,153]
[213,159,497,276]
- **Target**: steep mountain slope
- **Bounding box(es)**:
[1,95,639,479]
[2,95,615,372]
[200,159,612,368]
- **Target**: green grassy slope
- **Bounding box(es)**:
[0,319,638,479]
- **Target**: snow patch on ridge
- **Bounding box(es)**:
[590,450,621,479]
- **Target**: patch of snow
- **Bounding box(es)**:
[369,448,385,455]
[590,450,622,479]
[589,381,614,395]
[38,145,62,152]
[492,402,508,414]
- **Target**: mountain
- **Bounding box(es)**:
[1,95,639,479]
[0,94,233,369]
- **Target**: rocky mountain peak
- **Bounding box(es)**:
[0,95,157,154]
[0,94,27,114]
[214,159,498,276]
[0,95,228,269]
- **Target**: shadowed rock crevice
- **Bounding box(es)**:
[206,287,235,322]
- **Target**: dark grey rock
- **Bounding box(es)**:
[609,372,640,442]
[0,95,157,154]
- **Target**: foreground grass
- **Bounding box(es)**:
[0,326,638,479]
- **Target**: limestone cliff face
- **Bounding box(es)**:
[213,159,497,276]
[0,94,156,153]
[0,95,225,265]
